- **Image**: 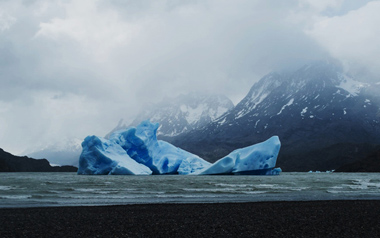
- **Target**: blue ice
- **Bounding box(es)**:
[77,136,152,175]
[196,136,281,175]
[78,120,281,175]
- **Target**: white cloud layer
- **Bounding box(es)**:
[308,1,380,80]
[0,0,379,154]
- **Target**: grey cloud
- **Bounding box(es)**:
[0,0,378,154]
[322,0,374,17]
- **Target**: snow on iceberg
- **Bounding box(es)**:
[78,120,281,175]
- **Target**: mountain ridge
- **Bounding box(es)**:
[28,61,380,171]
[166,62,380,171]
[106,92,234,138]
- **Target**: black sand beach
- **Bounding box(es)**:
[1,200,380,237]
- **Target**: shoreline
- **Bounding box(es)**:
[1,196,380,209]
[1,200,380,237]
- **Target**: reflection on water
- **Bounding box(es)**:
[0,172,379,208]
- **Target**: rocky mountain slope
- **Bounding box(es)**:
[106,92,234,138]
[167,62,380,171]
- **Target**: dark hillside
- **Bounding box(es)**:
[0,148,77,172]
[335,147,380,172]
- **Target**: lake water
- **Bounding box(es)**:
[1,172,380,208]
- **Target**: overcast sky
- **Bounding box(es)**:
[0,0,379,154]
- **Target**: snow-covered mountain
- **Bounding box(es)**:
[25,138,82,166]
[213,62,374,134]
[169,61,380,171]
[106,92,234,138]
[31,61,379,171]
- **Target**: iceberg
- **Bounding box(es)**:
[77,120,281,175]
[108,121,207,174]
[77,136,152,175]
[177,156,211,175]
[197,136,281,175]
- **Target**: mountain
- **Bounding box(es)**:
[335,147,380,172]
[0,148,77,172]
[26,93,233,167]
[25,138,82,166]
[167,61,380,171]
[106,92,234,138]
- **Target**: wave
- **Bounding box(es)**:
[0,195,32,199]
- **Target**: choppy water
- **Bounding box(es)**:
[0,172,380,208]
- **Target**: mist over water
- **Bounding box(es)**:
[1,173,380,208]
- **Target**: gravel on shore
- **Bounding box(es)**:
[1,200,380,238]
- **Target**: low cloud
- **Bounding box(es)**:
[308,1,380,81]
[0,0,378,154]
